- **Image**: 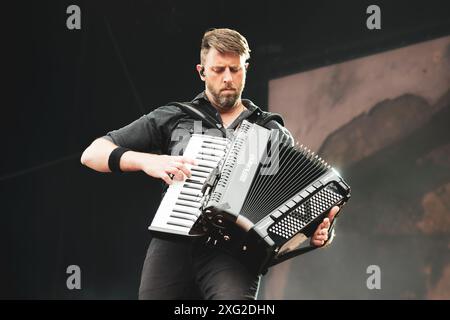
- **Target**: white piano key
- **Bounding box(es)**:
[176,199,201,208]
[190,171,210,178]
[178,193,202,202]
[173,205,201,216]
[166,218,195,229]
[170,212,198,222]
[152,222,191,235]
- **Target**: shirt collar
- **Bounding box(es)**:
[191,91,208,103]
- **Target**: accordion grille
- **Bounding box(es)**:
[268,183,343,239]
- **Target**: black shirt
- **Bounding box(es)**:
[105,91,293,155]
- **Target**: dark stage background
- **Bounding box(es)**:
[2,0,450,299]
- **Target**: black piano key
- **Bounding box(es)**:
[185,178,204,185]
[199,150,225,157]
[201,143,227,151]
[178,194,201,202]
[191,172,209,179]
[196,155,222,162]
[183,183,203,190]
[191,166,211,173]
[202,140,228,146]
[180,189,203,197]
[176,200,200,208]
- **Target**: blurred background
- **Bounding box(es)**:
[2,0,449,299]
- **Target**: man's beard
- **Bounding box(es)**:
[207,83,244,111]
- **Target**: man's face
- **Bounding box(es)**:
[200,48,247,112]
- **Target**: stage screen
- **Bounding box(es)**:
[264,35,450,299]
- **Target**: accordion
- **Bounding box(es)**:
[149,120,351,274]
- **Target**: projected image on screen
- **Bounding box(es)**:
[263,35,450,299]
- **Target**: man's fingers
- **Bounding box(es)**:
[314,234,328,241]
[181,156,198,166]
[318,218,330,231]
[160,173,173,185]
[328,206,340,222]
[312,239,325,246]
[314,229,328,238]
[312,220,332,246]
[157,156,198,184]
[313,226,329,244]
[175,156,198,166]
[166,167,184,181]
[171,162,192,178]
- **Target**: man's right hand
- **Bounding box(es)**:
[81,138,196,184]
[137,154,198,185]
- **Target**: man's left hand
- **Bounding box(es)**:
[310,206,340,247]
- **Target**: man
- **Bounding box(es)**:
[81,28,339,300]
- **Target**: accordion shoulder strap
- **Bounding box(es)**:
[167,101,227,136]
[167,101,286,133]
[246,108,285,127]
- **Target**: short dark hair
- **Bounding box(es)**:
[200,28,251,65]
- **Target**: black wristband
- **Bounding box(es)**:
[108,147,131,173]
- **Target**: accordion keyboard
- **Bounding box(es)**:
[149,134,229,236]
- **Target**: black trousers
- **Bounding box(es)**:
[138,237,261,300]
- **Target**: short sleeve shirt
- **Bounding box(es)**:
[105,92,294,156]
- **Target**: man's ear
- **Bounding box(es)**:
[245,63,249,72]
[196,64,205,81]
